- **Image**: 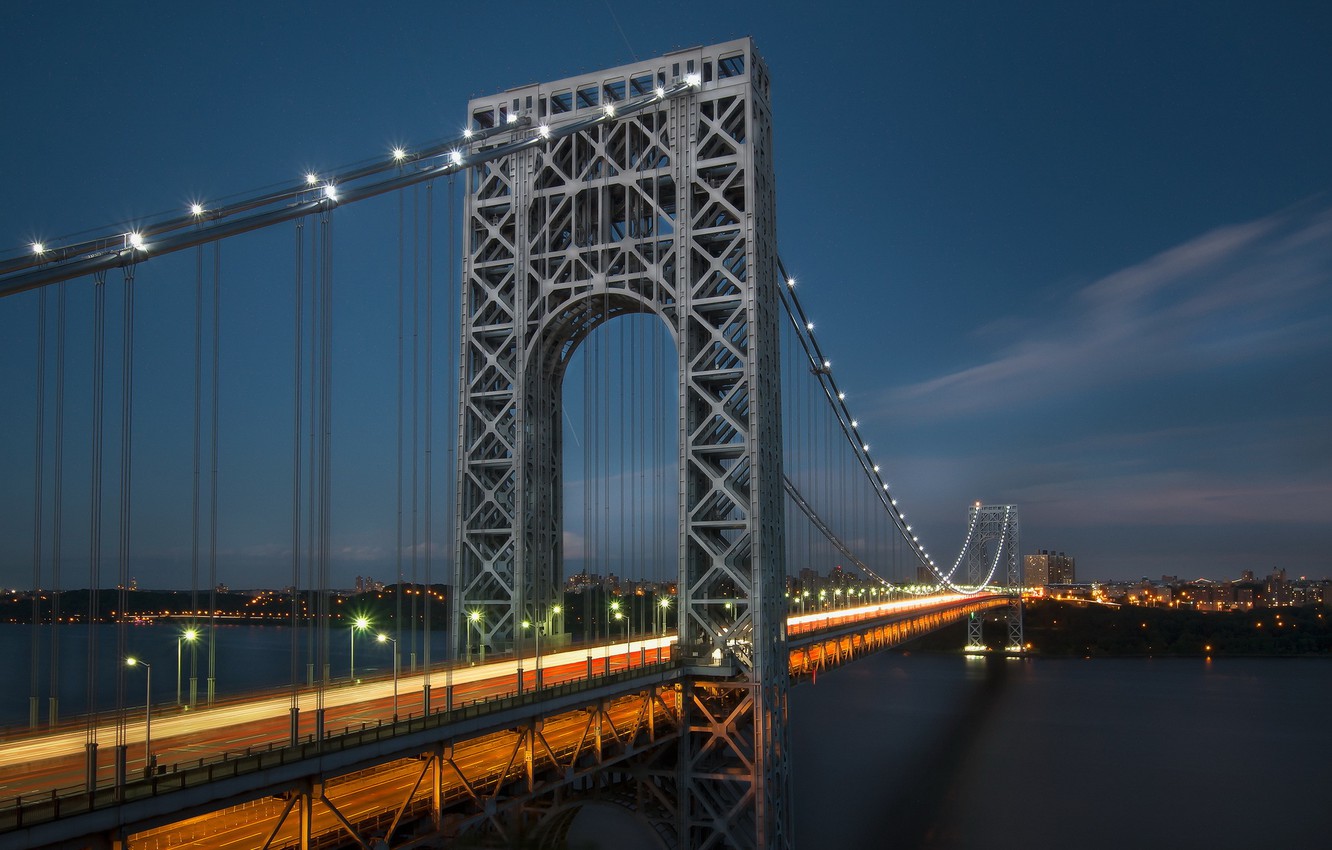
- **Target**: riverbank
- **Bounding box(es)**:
[907,598,1332,656]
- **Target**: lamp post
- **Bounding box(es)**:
[126,658,152,775]
[466,610,483,665]
[658,597,671,636]
[614,611,626,663]
[376,634,399,722]
[176,628,198,706]
[350,616,370,683]
[801,590,809,616]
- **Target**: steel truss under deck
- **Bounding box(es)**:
[455,38,790,848]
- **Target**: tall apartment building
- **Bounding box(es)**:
[1025,550,1075,586]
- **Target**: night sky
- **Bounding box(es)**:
[1,1,1329,589]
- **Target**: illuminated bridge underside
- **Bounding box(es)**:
[0,597,996,850]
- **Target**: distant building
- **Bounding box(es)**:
[1025,550,1075,586]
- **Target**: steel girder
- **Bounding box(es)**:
[964,505,1023,652]
[456,38,790,849]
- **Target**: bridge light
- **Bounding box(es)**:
[538,125,551,139]
[805,321,814,331]
[655,86,666,98]
[506,112,519,125]
[464,127,474,138]
[31,241,45,255]
[190,203,205,216]
[851,420,858,428]
[786,277,796,287]
[862,443,870,452]
[128,232,145,250]
[873,465,880,472]
[883,484,889,490]
[392,147,407,161]
[823,360,831,370]
[891,499,897,506]
[604,103,616,117]
[450,150,464,167]
[837,391,845,400]
[323,184,338,201]
[305,173,319,186]
[684,72,702,87]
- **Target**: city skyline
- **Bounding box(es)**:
[1,2,1330,588]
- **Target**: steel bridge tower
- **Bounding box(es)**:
[964,503,1024,652]
[455,38,791,848]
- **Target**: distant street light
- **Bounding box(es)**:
[126,658,153,775]
[350,616,371,682]
[376,634,399,722]
[176,628,198,706]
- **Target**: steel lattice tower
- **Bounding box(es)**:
[455,38,791,848]
[964,504,1023,652]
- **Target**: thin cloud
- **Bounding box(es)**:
[885,206,1332,419]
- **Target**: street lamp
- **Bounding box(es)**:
[176,628,198,706]
[658,597,671,636]
[350,616,371,682]
[466,610,483,665]
[801,590,809,616]
[126,658,153,775]
[376,634,399,722]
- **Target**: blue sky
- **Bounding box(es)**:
[1,1,1329,588]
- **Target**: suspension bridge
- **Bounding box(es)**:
[0,38,1022,850]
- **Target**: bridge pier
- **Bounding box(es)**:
[298,782,315,850]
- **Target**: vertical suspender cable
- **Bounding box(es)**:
[49,282,67,727]
[190,245,203,706]
[396,186,404,661]
[290,219,305,733]
[306,218,318,689]
[30,289,47,730]
[207,244,220,704]
[447,173,457,670]
[424,179,434,706]
[85,270,107,786]
[115,264,137,762]
[411,183,420,672]
[320,209,333,693]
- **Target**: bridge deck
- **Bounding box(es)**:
[0,594,1007,850]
